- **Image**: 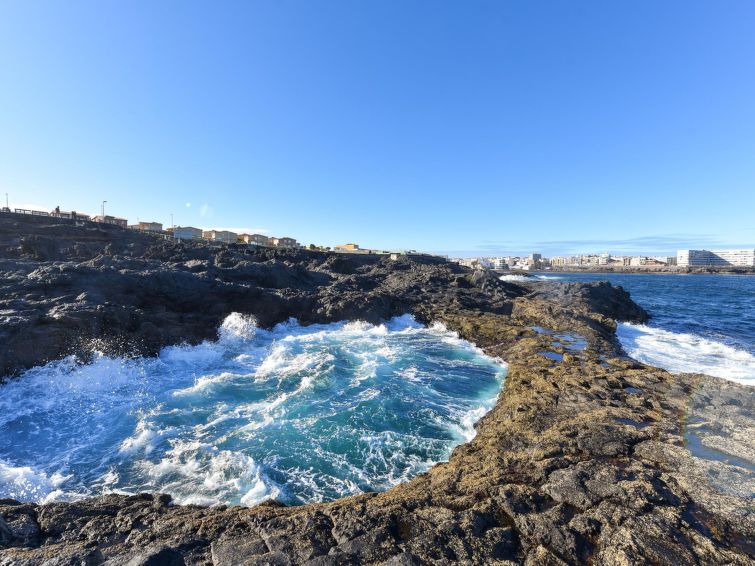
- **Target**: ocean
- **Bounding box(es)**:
[0,314,505,507]
[528,272,755,385]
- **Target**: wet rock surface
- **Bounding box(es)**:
[1,216,753,564]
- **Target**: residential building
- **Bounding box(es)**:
[239,234,271,246]
[172,226,202,240]
[578,255,599,266]
[458,258,486,270]
[271,236,298,248]
[203,230,238,244]
[627,256,665,266]
[492,257,508,270]
[335,243,360,252]
[93,215,128,228]
[50,207,90,221]
[129,221,163,232]
[478,258,493,269]
[550,256,580,266]
[677,249,755,267]
[645,258,667,266]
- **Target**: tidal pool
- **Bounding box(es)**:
[0,314,506,507]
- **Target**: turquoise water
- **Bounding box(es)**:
[0,314,505,506]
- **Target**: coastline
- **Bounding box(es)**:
[505,267,755,275]
[1,217,754,564]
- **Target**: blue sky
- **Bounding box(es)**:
[1,1,754,257]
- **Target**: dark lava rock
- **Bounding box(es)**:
[1,214,753,564]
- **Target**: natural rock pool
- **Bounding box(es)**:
[0,314,505,507]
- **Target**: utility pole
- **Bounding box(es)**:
[4,193,8,210]
[101,200,107,218]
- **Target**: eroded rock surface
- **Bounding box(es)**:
[1,215,753,565]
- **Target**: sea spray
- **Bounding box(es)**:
[0,314,506,506]
[618,323,755,385]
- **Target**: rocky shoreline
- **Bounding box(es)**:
[1,216,753,565]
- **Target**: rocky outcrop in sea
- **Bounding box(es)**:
[0,214,753,565]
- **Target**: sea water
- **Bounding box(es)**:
[0,314,505,507]
[529,273,755,385]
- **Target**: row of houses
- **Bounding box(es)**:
[170,227,298,248]
[460,252,680,270]
[3,206,300,249]
[549,254,677,267]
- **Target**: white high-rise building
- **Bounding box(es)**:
[677,249,755,267]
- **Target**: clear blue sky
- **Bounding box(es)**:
[1,1,754,256]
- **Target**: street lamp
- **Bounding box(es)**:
[101,200,107,218]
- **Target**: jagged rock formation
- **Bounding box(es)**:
[1,214,525,377]
[0,215,753,565]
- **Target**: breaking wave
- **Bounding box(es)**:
[499,274,563,282]
[618,323,755,386]
[0,314,506,506]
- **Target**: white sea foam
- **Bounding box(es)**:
[219,312,258,341]
[499,274,531,282]
[499,274,562,282]
[0,459,72,503]
[119,423,159,456]
[0,312,506,507]
[618,323,755,385]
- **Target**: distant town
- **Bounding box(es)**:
[2,202,753,269]
[0,202,417,257]
[455,250,755,270]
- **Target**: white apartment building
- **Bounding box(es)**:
[629,256,647,267]
[492,257,508,270]
[677,249,755,267]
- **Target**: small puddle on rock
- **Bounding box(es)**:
[539,352,563,362]
[530,326,587,352]
[685,425,755,473]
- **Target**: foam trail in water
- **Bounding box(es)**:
[0,313,506,507]
[618,323,755,385]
